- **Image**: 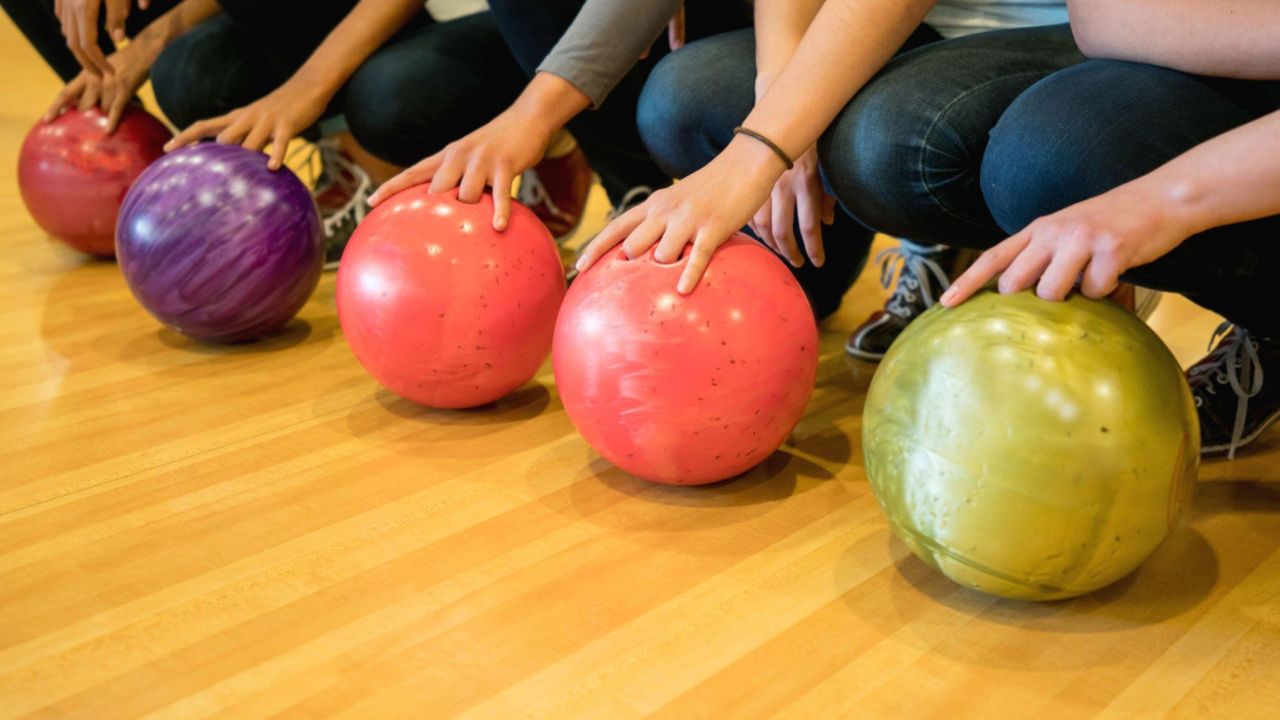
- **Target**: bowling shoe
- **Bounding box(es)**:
[563,185,654,285]
[312,139,374,269]
[518,145,593,242]
[1188,324,1280,458]
[846,240,1163,362]
[846,241,978,361]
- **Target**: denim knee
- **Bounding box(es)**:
[150,18,253,130]
[636,29,755,178]
[981,60,1246,234]
[816,85,925,238]
[343,55,425,166]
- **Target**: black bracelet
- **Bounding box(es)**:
[733,126,794,170]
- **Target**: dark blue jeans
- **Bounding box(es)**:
[634,25,941,319]
[814,23,1280,337]
[485,0,753,206]
[1,0,180,82]
[150,5,526,162]
[982,60,1280,338]
[817,24,1086,248]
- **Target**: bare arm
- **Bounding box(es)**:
[168,0,423,167]
[754,0,827,96]
[945,108,1280,306]
[278,0,423,101]
[1154,109,1280,234]
[1068,0,1280,79]
[744,0,937,163]
[578,0,940,291]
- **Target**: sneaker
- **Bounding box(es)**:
[1187,323,1280,458]
[519,145,593,242]
[846,241,976,361]
[564,185,654,285]
[293,138,374,269]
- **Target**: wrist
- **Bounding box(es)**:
[754,72,777,102]
[511,73,587,143]
[725,133,790,185]
[1136,174,1214,236]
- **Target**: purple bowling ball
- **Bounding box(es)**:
[116,143,323,343]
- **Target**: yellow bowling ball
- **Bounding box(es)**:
[863,290,1199,601]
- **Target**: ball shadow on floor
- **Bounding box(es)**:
[536,446,837,539]
[886,522,1217,635]
[339,382,561,460]
[113,316,338,376]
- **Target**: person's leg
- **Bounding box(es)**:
[486,0,710,205]
[343,12,527,167]
[816,24,1085,357]
[149,15,286,130]
[982,60,1280,337]
[980,59,1280,455]
[635,26,940,320]
[1,0,178,82]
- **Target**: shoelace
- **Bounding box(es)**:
[285,140,374,238]
[318,142,373,239]
[1188,322,1264,459]
[518,169,573,223]
[878,243,952,319]
[607,186,654,221]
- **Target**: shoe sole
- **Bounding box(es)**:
[844,342,885,363]
[1201,407,1280,456]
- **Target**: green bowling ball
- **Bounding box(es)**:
[863,289,1199,601]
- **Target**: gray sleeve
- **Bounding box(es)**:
[537,0,684,107]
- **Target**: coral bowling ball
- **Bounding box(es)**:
[554,234,819,485]
[336,187,565,408]
[116,143,324,343]
[18,107,171,257]
[863,289,1199,600]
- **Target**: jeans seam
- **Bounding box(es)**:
[918,69,1053,226]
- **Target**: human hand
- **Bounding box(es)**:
[56,0,146,75]
[943,182,1195,306]
[576,134,786,293]
[748,144,835,268]
[44,39,152,131]
[368,105,557,230]
[164,76,331,169]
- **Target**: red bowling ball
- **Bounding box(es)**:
[336,187,565,409]
[554,234,819,485]
[17,107,171,257]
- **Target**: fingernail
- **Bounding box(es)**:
[112,28,125,41]
[941,288,956,305]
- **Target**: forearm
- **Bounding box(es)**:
[754,0,826,97]
[508,72,592,141]
[538,0,682,106]
[1068,0,1280,79]
[129,0,220,63]
[291,0,423,96]
[741,0,937,167]
[1136,110,1280,235]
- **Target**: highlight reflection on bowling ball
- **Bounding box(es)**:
[116,143,323,343]
[336,187,565,409]
[18,107,171,257]
[863,289,1199,600]
[554,234,819,486]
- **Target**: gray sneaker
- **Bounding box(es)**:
[565,185,654,285]
[846,240,975,361]
[293,138,373,269]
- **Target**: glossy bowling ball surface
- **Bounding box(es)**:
[116,143,324,343]
[18,107,171,257]
[336,187,565,409]
[863,289,1199,600]
[554,234,819,485]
